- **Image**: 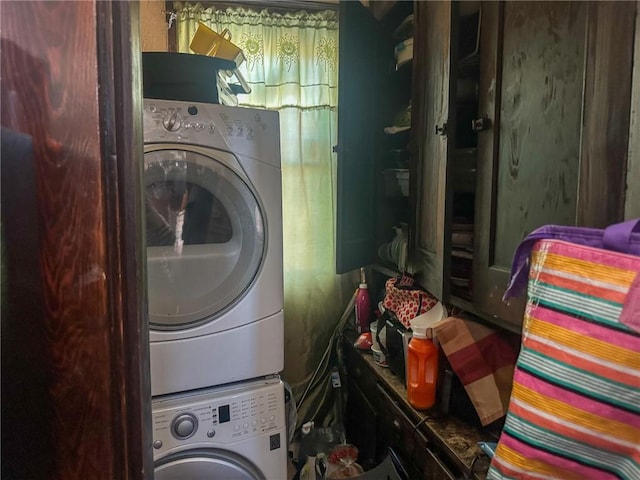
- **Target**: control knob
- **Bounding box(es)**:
[163,111,183,132]
[172,413,198,439]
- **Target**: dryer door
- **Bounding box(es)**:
[144,148,265,329]
[155,449,264,480]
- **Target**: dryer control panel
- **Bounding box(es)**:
[151,379,286,455]
[143,99,281,168]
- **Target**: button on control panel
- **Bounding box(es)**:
[172,413,198,439]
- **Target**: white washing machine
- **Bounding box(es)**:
[143,99,284,396]
[152,376,288,479]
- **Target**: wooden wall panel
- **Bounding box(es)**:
[625,8,640,221]
[0,1,150,478]
[578,1,636,227]
[141,0,168,52]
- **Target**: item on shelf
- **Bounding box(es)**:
[451,249,473,260]
[394,37,413,70]
[371,346,388,367]
[189,22,252,96]
[451,233,473,247]
[406,304,445,410]
[383,125,410,135]
[142,52,235,104]
[327,444,364,479]
[370,319,386,352]
[382,169,409,197]
[377,224,409,271]
[353,332,372,350]
[298,422,347,474]
[355,267,371,334]
[190,22,243,64]
[451,277,470,288]
[215,70,239,106]
[458,9,481,76]
[434,316,518,426]
[381,313,412,383]
[382,274,438,329]
[393,14,414,40]
[393,104,411,128]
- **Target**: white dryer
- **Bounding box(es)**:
[152,377,288,479]
[143,99,283,396]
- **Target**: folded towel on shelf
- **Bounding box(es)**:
[433,316,519,426]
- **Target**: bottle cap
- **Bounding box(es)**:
[412,324,429,339]
[358,283,368,289]
[301,421,314,435]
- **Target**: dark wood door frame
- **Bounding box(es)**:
[1,1,151,478]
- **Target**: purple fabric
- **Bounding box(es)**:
[503,218,640,300]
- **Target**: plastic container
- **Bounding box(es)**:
[370,321,386,352]
[371,346,388,367]
[355,268,371,334]
[394,37,413,69]
[406,329,438,410]
[142,52,235,104]
[190,23,243,64]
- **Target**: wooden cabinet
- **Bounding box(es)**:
[344,344,379,470]
[410,1,455,301]
[342,337,463,479]
[336,0,413,274]
[336,0,638,332]
[473,1,636,327]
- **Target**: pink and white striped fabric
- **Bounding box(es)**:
[488,239,640,480]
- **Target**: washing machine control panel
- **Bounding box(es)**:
[151,380,286,456]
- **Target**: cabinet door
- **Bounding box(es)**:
[375,384,418,469]
[344,344,379,470]
[474,2,587,325]
[336,0,383,273]
[411,1,456,300]
[413,430,457,480]
[345,380,378,470]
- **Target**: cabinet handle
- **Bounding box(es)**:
[471,117,492,132]
[435,123,448,136]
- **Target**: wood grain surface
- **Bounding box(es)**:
[1,1,149,478]
[412,0,454,301]
[578,1,635,227]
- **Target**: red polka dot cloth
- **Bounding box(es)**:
[382,275,438,328]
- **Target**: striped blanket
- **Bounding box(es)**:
[488,239,640,480]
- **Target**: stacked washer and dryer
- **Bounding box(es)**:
[142,55,287,478]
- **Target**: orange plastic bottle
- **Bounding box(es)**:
[406,325,438,410]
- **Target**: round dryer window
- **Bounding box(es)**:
[154,449,264,480]
[144,148,265,329]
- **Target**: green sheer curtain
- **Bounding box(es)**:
[175,3,354,429]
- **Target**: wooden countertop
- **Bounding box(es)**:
[343,329,495,479]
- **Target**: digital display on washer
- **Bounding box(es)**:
[218,405,230,423]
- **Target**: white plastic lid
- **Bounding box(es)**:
[409,301,446,337]
[359,283,368,289]
[412,325,429,339]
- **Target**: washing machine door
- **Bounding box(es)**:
[144,148,265,329]
[155,449,264,480]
